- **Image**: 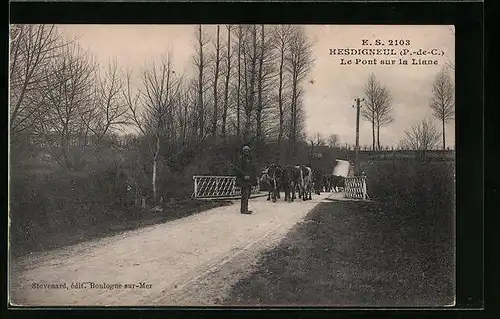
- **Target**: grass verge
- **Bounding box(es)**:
[222,199,455,307]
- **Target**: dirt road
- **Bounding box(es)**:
[10,192,339,306]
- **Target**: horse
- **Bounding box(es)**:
[311,168,323,195]
[260,163,283,202]
[272,164,285,201]
[267,163,283,202]
[259,167,273,201]
[282,165,301,202]
[297,165,313,201]
[322,173,332,192]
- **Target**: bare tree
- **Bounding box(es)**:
[254,24,279,142]
[9,24,69,136]
[84,59,129,144]
[285,26,314,156]
[211,25,221,138]
[242,25,258,142]
[176,80,197,145]
[312,132,326,146]
[362,74,378,150]
[234,25,244,139]
[430,68,455,150]
[362,74,394,150]
[193,25,210,141]
[221,25,232,140]
[375,86,394,150]
[273,25,293,154]
[36,43,98,169]
[256,25,265,140]
[124,54,183,202]
[399,118,441,151]
[294,92,308,142]
[327,133,340,148]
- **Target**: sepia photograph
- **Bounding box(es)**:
[9,24,455,307]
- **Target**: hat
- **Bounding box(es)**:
[242,145,251,151]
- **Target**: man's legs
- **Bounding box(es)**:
[240,184,251,214]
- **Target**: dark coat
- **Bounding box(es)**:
[234,154,257,187]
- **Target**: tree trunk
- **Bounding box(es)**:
[290,75,298,157]
[212,25,221,138]
[182,101,188,145]
[377,123,381,150]
[197,26,205,141]
[242,45,249,143]
[62,134,71,170]
[222,25,231,140]
[245,26,258,142]
[152,134,160,202]
[442,117,446,150]
[277,46,285,159]
[256,25,265,140]
[236,26,242,139]
[61,122,72,170]
[372,112,376,150]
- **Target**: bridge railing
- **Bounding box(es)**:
[344,176,369,200]
[192,175,260,199]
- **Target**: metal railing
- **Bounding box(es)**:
[344,176,369,200]
[192,175,260,199]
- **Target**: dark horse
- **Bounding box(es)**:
[312,168,323,195]
[299,165,313,201]
[282,165,302,202]
[261,163,283,202]
[322,173,332,192]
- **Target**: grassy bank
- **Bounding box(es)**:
[223,160,455,307]
[223,199,455,307]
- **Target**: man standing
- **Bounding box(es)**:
[235,145,256,214]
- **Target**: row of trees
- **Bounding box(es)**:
[125,24,316,200]
[309,64,454,154]
[9,24,454,204]
[353,67,454,152]
[10,25,130,169]
[9,24,315,145]
[400,68,455,150]
[188,25,314,147]
[10,24,316,203]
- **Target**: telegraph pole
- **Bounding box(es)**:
[353,97,364,176]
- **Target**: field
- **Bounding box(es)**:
[223,159,455,306]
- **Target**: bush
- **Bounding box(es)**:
[361,160,455,218]
[9,163,137,254]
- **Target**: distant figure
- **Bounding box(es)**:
[235,145,256,214]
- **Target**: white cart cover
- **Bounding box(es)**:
[332,159,350,177]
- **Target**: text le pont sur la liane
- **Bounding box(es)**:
[330,39,445,66]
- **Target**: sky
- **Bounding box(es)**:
[56,24,455,148]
